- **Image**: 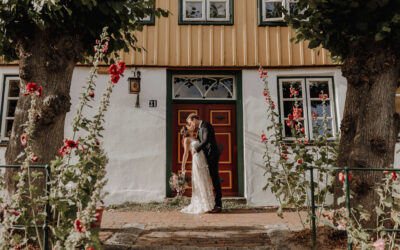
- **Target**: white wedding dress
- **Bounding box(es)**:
[181,140,215,214]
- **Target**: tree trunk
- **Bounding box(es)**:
[5,30,82,194]
[336,44,400,227]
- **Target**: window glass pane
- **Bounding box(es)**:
[205,78,233,98]
[282,81,302,98]
[309,81,329,98]
[173,76,234,99]
[8,80,20,97]
[311,101,331,117]
[289,1,299,15]
[284,120,304,137]
[185,1,203,18]
[312,119,333,137]
[265,1,283,19]
[7,100,17,117]
[5,119,13,137]
[209,1,227,19]
[173,77,203,98]
[283,101,303,118]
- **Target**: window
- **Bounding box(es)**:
[1,76,20,141]
[278,77,337,140]
[179,0,233,25]
[135,0,155,25]
[172,75,235,100]
[258,0,300,26]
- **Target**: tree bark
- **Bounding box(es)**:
[5,30,82,194]
[336,43,400,227]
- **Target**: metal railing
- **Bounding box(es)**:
[309,166,400,250]
[0,165,50,250]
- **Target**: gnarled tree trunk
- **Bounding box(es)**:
[336,43,400,227]
[5,29,82,194]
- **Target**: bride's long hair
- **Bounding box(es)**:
[180,126,191,146]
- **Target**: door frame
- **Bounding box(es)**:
[166,70,244,197]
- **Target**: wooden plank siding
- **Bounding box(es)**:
[0,0,335,67]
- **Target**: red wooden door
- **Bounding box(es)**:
[172,103,238,196]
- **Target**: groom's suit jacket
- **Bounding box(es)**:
[195,121,220,162]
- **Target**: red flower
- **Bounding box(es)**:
[392,171,397,181]
[58,146,69,156]
[338,172,344,182]
[348,172,352,181]
[297,159,303,165]
[261,134,267,142]
[31,153,39,162]
[37,86,43,98]
[95,212,101,222]
[13,211,20,216]
[288,114,294,121]
[280,153,287,161]
[86,248,94,250]
[109,64,119,75]
[111,74,120,84]
[64,139,79,149]
[118,61,126,74]
[89,91,95,98]
[293,107,302,120]
[265,97,269,102]
[270,101,275,110]
[319,94,328,100]
[74,219,86,233]
[301,127,305,133]
[21,134,27,146]
[100,200,104,205]
[312,112,318,118]
[96,141,100,146]
[263,91,267,97]
[286,120,292,128]
[304,138,308,144]
[295,124,299,131]
[383,170,389,174]
[26,82,39,93]
[81,145,85,152]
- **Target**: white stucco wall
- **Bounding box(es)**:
[242,68,348,206]
[66,67,167,205]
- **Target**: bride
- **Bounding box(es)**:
[180,124,215,214]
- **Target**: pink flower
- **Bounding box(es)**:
[101,41,109,53]
[337,221,346,231]
[304,138,308,144]
[297,159,303,165]
[383,170,389,174]
[74,219,86,233]
[31,153,39,162]
[373,238,385,250]
[338,172,344,182]
[318,94,328,100]
[20,134,27,146]
[301,127,305,133]
[286,120,292,128]
[13,211,20,216]
[58,145,69,156]
[89,91,95,98]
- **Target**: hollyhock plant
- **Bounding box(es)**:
[392,171,397,181]
[74,219,86,233]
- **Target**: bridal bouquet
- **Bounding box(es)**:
[169,172,188,196]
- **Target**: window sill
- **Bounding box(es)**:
[178,20,234,25]
[258,21,287,27]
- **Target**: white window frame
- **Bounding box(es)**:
[278,77,337,140]
[182,0,207,21]
[261,0,300,23]
[207,0,230,21]
[172,75,236,100]
[1,76,20,141]
[262,0,285,22]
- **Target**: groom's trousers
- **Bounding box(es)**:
[208,157,222,207]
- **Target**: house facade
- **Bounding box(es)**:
[0,0,355,206]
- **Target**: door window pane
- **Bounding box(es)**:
[173,75,235,100]
[311,101,331,117]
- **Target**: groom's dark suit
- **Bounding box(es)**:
[195,121,222,208]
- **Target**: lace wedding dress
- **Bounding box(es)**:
[181,140,215,214]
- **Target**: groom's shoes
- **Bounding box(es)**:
[208,206,222,214]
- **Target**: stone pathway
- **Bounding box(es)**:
[100,209,309,249]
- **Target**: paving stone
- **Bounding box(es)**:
[104,223,146,248]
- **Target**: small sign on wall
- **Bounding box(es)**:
[149,100,157,108]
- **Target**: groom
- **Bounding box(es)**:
[187,113,222,213]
